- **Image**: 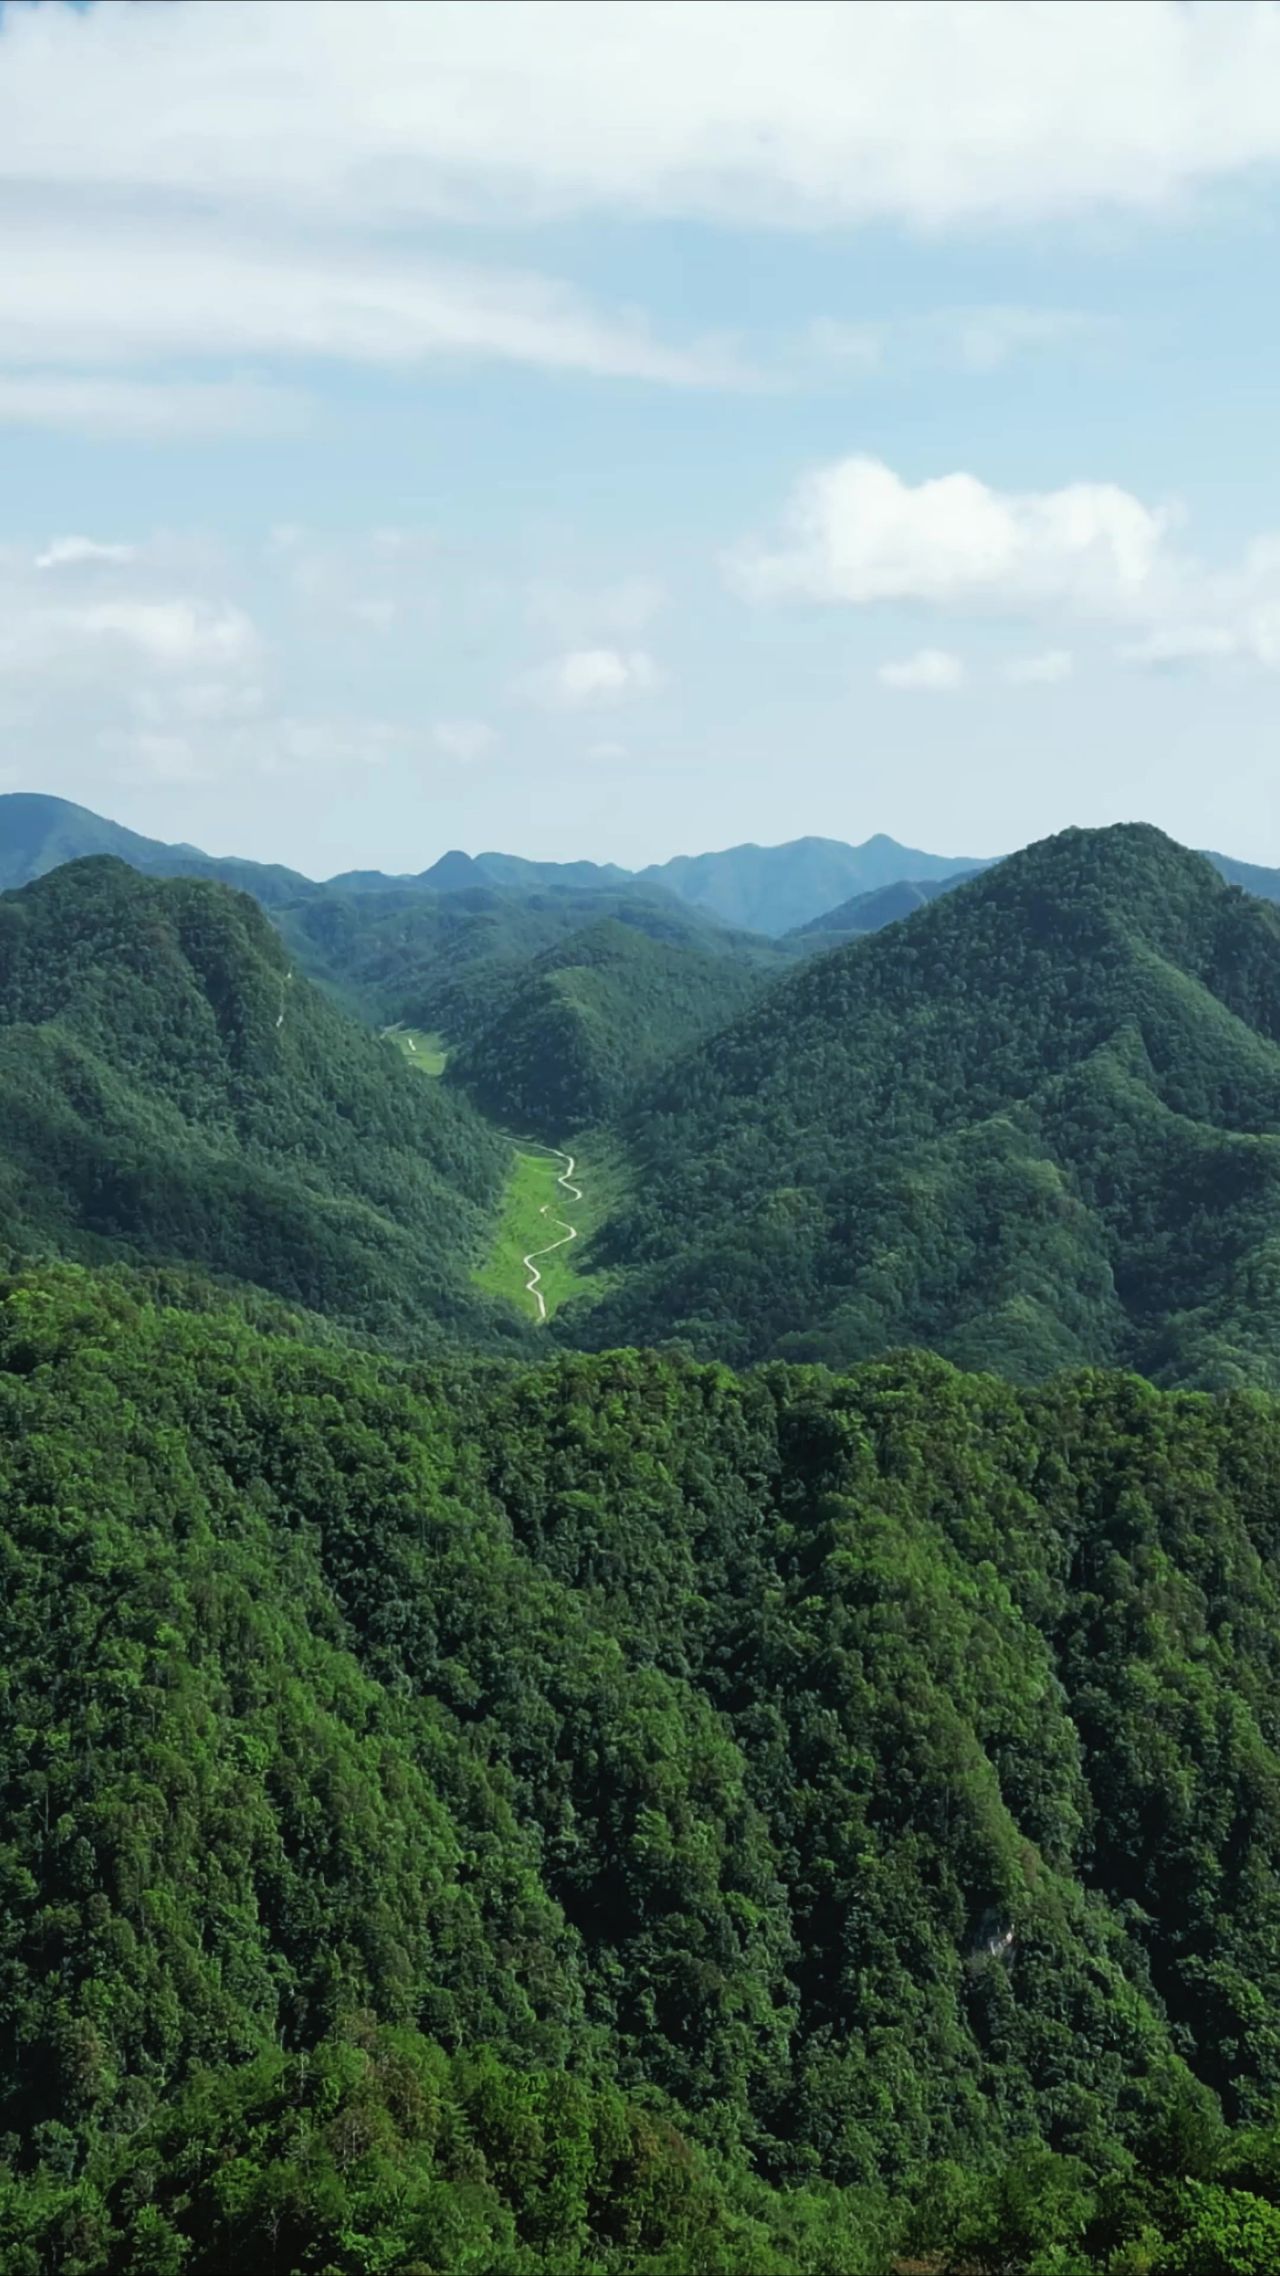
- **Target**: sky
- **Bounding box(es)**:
[3,1,1280,877]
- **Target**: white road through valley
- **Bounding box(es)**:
[521,1148,581,1323]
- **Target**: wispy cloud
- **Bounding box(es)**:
[432,719,497,762]
[805,306,1098,382]
[0,373,305,439]
[35,536,137,572]
[525,647,662,709]
[0,217,739,392]
[878,648,965,692]
[1003,648,1074,685]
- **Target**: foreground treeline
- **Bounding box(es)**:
[9,1266,1280,2268]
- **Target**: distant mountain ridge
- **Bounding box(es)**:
[5,793,1280,944]
[639,832,989,934]
[791,872,972,944]
[0,795,991,935]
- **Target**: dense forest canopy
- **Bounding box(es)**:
[572,826,1280,1391]
[0,858,514,1347]
[7,1264,1280,2268]
[445,916,776,1136]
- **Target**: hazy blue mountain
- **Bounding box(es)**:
[792,872,974,945]
[473,850,634,890]
[1205,849,1280,902]
[638,832,990,935]
[0,792,314,907]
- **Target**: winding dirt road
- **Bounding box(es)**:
[521,1147,581,1322]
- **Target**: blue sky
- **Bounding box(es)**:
[3,0,1280,875]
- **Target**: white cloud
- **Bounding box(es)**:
[588,739,628,762]
[4,2,1280,234]
[0,217,734,390]
[1004,648,1074,685]
[732,454,1280,674]
[878,647,965,692]
[527,647,661,708]
[1120,620,1280,670]
[63,600,256,670]
[432,718,497,762]
[0,373,304,438]
[732,457,1173,615]
[0,597,258,676]
[35,536,137,571]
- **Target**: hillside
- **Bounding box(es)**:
[446,915,777,1134]
[0,858,511,1342]
[9,1265,1280,2268]
[277,875,787,1039]
[792,872,967,946]
[572,826,1280,1387]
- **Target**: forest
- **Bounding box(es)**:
[5,1262,1280,2267]
[6,822,1280,2266]
[571,827,1280,1390]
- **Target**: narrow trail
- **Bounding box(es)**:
[520,1146,581,1323]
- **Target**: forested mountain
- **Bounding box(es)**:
[574,826,1280,1388]
[277,876,786,1038]
[446,916,776,1134]
[7,1267,1280,2269]
[791,871,968,946]
[0,858,512,1343]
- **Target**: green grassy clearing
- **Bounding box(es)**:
[386,1026,449,1075]
[475,1138,628,1323]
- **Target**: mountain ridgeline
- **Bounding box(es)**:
[572,826,1280,1391]
[0,858,511,1345]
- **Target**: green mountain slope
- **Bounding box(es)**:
[278,877,788,1038]
[8,1268,1280,2264]
[446,915,778,1134]
[574,826,1280,1387]
[0,858,511,1342]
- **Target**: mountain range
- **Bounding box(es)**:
[0,793,990,936]
[9,803,1280,2268]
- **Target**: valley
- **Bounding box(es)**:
[476,1137,626,1320]
[7,798,1280,2272]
